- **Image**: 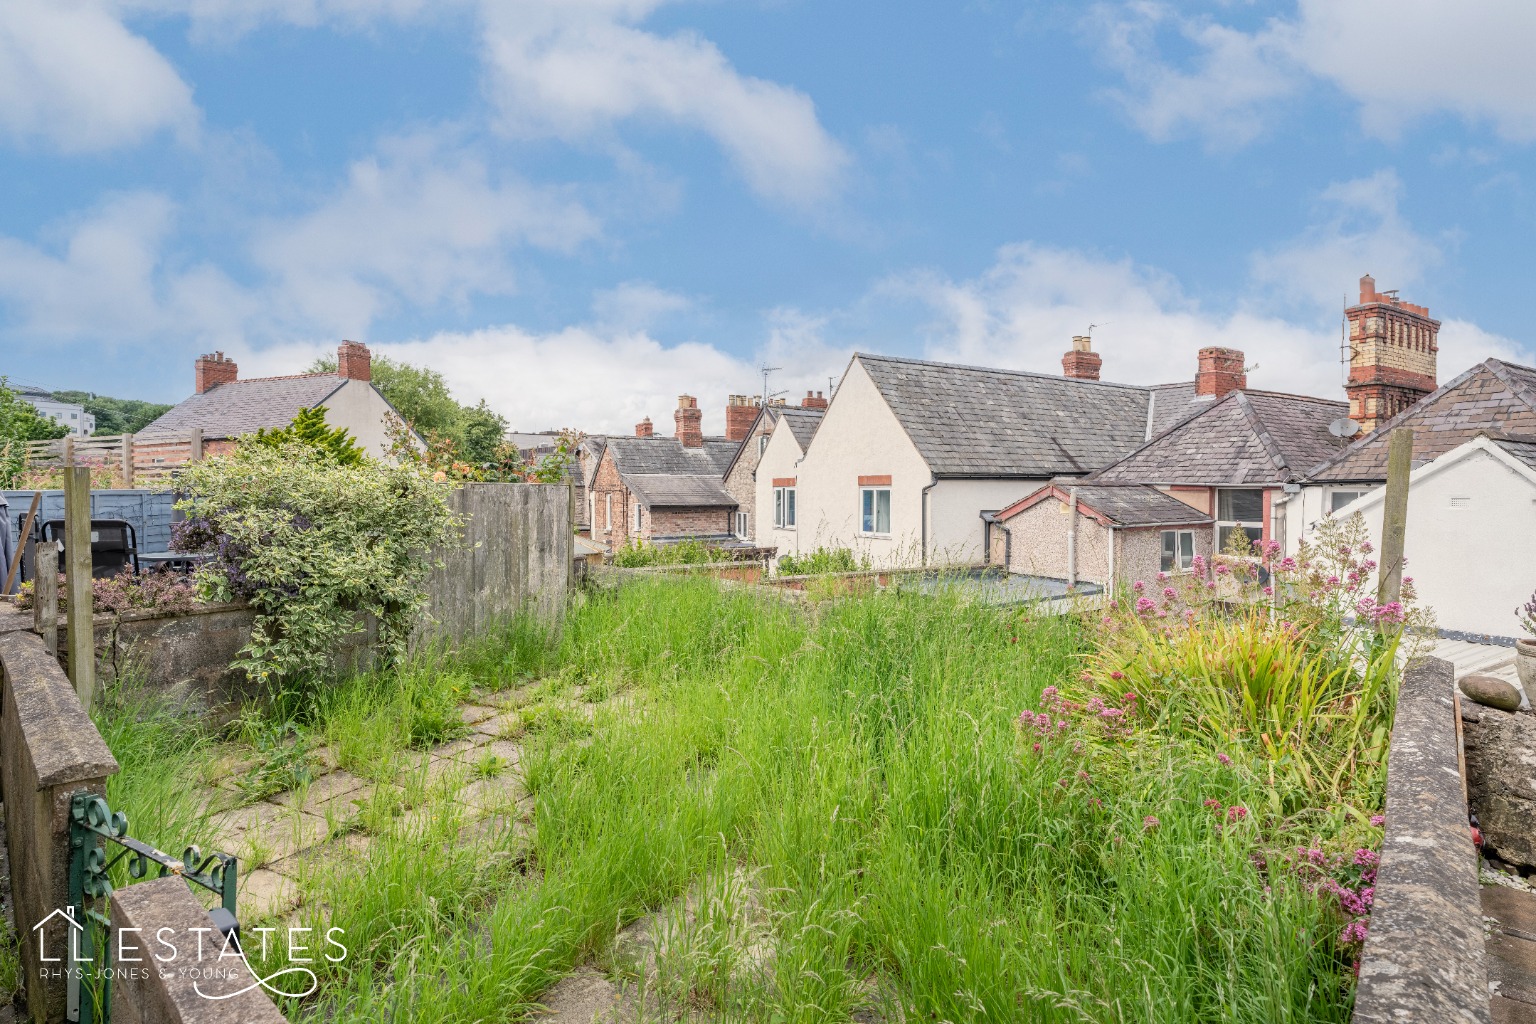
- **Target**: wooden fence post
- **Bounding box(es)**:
[62,465,95,706]
[1377,427,1414,608]
[33,541,58,656]
[121,432,135,488]
[64,435,75,467]
[189,427,204,464]
[3,490,40,595]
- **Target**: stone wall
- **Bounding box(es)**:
[1353,656,1488,1024]
[1462,698,1536,870]
[0,630,119,1023]
[110,878,284,1023]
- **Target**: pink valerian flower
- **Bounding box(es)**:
[1110,670,1125,681]
[1353,848,1379,868]
[1263,540,1282,557]
[1135,596,1156,615]
[1262,586,1274,596]
[1326,574,1341,587]
[1370,815,1385,827]
[1122,692,1138,705]
[1215,563,1232,576]
[1203,798,1222,811]
[1373,601,1406,627]
[1226,806,1248,823]
[1190,554,1205,574]
[1359,540,1374,554]
[1156,571,1170,582]
[1277,557,1297,572]
[1216,752,1231,766]
[1162,586,1178,599]
[1142,815,1160,831]
[1340,920,1369,945]
[1132,580,1146,593]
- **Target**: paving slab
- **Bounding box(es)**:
[240,810,331,866]
[205,801,284,846]
[534,967,627,1024]
[1487,930,1536,1007]
[433,733,495,759]
[473,713,523,738]
[461,704,499,725]
[1487,886,1536,943]
[268,832,373,881]
[1494,995,1536,1023]
[239,868,299,920]
[272,769,368,811]
[457,774,529,816]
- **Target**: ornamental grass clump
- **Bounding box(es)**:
[171,439,459,684]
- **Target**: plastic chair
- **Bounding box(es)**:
[39,519,140,578]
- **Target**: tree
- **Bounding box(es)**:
[250,406,367,466]
[0,377,68,487]
[49,391,173,434]
[309,354,508,466]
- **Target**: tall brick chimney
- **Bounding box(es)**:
[674,395,703,447]
[635,416,654,438]
[1061,336,1102,381]
[1195,347,1246,398]
[801,391,828,409]
[337,340,372,382]
[1344,275,1438,434]
[725,395,758,442]
[195,351,238,394]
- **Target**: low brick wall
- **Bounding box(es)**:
[0,630,119,1023]
[1353,656,1489,1024]
[110,878,284,1024]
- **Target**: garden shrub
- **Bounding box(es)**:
[171,440,460,684]
[248,405,366,466]
[777,546,868,576]
[612,537,733,567]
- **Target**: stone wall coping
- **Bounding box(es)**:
[0,631,118,787]
[1353,656,1489,1024]
[38,601,251,631]
[110,877,286,1022]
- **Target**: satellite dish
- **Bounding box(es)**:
[1328,417,1362,438]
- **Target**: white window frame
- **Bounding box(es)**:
[774,486,797,529]
[859,487,892,536]
[1215,488,1263,554]
[734,511,748,539]
[633,501,642,533]
[1160,530,1196,572]
[1327,488,1367,514]
[604,493,612,533]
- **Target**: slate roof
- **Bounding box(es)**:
[1493,436,1536,473]
[138,375,346,439]
[1147,382,1209,437]
[1308,359,1536,482]
[778,407,824,449]
[1092,389,1349,486]
[856,354,1176,478]
[997,482,1212,528]
[626,474,737,507]
[606,436,741,509]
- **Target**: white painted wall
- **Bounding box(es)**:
[1320,440,1536,636]
[1282,482,1383,555]
[930,477,1046,566]
[793,359,930,568]
[754,417,807,557]
[326,378,413,460]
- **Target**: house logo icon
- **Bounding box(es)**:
[33,906,85,963]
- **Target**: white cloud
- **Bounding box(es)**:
[252,133,600,335]
[590,281,691,331]
[1250,169,1443,312]
[0,192,256,342]
[1093,0,1536,146]
[478,1,848,206]
[0,0,197,152]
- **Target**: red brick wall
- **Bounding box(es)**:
[589,449,635,547]
[648,506,733,538]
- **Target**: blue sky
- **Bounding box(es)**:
[2,0,1534,434]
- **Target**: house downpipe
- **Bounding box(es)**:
[921,475,938,567]
[1067,487,1079,588]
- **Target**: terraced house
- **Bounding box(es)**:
[585,396,740,550]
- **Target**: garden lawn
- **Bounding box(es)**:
[102,576,1364,1023]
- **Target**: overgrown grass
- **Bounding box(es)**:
[251,577,1368,1022]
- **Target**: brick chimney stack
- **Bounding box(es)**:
[725,394,758,442]
[195,351,238,394]
[1344,275,1439,434]
[801,391,828,409]
[1061,336,1102,381]
[674,395,703,447]
[635,416,654,438]
[1195,347,1247,398]
[337,340,372,382]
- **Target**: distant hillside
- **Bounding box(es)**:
[50,391,174,434]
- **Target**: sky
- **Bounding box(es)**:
[1,0,1534,436]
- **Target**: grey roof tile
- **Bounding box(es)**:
[857,353,1172,478]
[626,474,737,507]
[606,435,741,509]
[138,375,346,439]
[1308,360,1536,482]
[1001,482,1212,528]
